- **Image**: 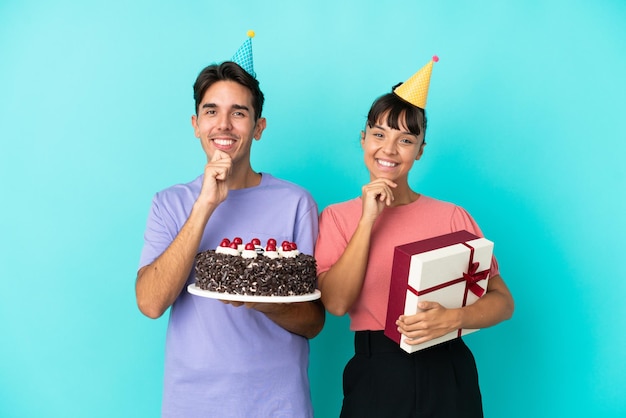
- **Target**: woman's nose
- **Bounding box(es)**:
[382,139,397,154]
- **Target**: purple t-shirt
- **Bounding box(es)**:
[139,173,318,417]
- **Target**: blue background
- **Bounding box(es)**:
[1,1,625,416]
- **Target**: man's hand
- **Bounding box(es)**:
[136,150,233,319]
[199,150,232,206]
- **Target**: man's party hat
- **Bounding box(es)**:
[231,30,256,78]
[393,55,439,109]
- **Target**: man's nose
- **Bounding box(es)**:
[216,113,232,130]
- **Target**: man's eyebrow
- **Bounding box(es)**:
[231,104,250,112]
[200,103,249,112]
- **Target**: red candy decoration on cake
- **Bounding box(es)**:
[241,241,258,259]
[212,237,301,259]
[215,238,240,256]
[265,240,279,259]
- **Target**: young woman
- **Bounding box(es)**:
[315,60,514,418]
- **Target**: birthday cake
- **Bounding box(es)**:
[194,237,318,297]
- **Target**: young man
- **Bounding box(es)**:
[136,59,324,417]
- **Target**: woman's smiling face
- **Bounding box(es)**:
[361,113,425,182]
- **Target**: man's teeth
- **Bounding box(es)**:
[377,159,397,167]
[214,139,235,146]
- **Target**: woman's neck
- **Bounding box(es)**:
[388,181,419,207]
[390,189,419,207]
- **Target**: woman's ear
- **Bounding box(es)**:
[415,142,426,160]
[360,130,365,147]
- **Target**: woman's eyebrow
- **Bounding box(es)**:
[374,124,417,137]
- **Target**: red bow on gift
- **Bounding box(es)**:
[463,261,489,298]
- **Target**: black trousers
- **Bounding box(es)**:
[340,331,483,418]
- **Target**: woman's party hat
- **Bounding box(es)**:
[393,55,439,109]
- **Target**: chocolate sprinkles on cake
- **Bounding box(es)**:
[194,237,317,297]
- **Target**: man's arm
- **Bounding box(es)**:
[135,151,232,318]
[230,299,325,339]
[135,199,217,318]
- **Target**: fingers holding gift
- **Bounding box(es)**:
[396,302,461,345]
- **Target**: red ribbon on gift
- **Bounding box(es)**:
[406,241,490,337]
[461,244,489,299]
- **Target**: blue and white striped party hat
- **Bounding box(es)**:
[231,30,256,78]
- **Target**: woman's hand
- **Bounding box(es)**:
[397,275,514,346]
[360,178,397,224]
[395,301,461,346]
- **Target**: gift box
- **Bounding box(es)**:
[384,230,493,353]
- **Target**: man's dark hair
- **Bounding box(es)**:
[193,61,265,120]
[366,84,427,142]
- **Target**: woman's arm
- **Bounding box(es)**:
[318,178,397,316]
[396,274,514,345]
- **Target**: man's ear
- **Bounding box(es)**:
[191,114,200,138]
[254,117,267,140]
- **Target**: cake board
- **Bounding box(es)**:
[188,284,321,303]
